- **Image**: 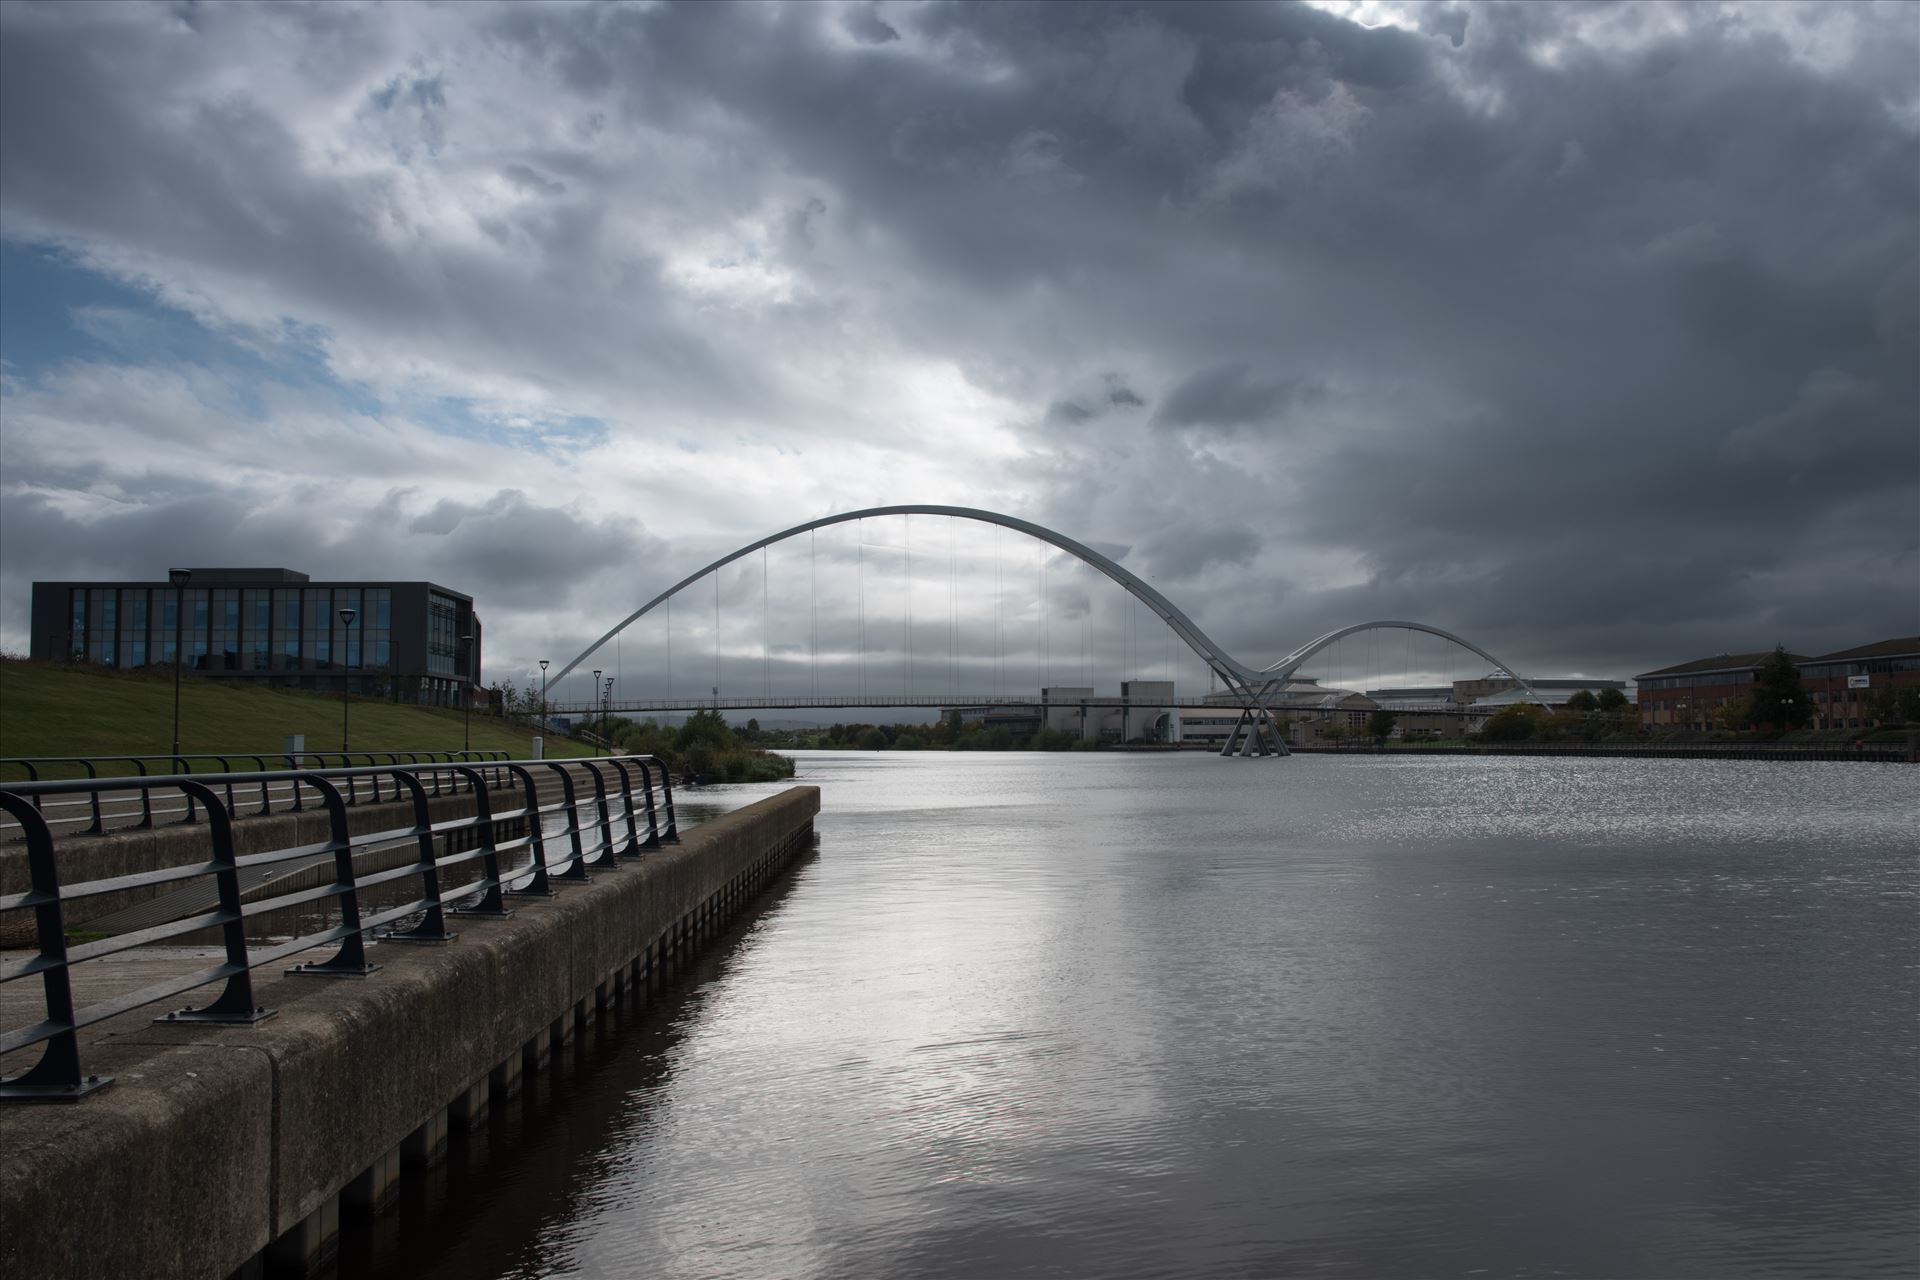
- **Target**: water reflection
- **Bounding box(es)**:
[373,753,1918,1279]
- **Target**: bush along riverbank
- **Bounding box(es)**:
[609,711,796,783]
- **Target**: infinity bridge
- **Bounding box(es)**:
[551,504,1540,756]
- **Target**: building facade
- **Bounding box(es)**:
[29,568,482,707]
[1632,652,1790,731]
[1796,638,1920,731]
[1634,639,1919,731]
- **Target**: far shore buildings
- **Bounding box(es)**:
[942,634,1919,745]
[1636,637,1920,732]
[28,568,482,708]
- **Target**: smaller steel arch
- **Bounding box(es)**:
[1258,619,1542,703]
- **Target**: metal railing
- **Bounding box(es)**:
[0,754,677,1102]
[0,750,514,836]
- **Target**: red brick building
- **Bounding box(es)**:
[1634,652,1797,731]
[1797,637,1920,731]
[1635,637,1920,732]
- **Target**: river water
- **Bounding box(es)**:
[358,751,1918,1279]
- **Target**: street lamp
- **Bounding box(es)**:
[538,659,549,735]
[591,669,602,738]
[168,568,191,758]
[460,633,476,754]
[338,606,358,753]
[605,676,615,742]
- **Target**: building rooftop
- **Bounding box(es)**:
[1634,650,1802,679]
[1802,636,1920,663]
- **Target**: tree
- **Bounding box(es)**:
[1595,687,1629,713]
[1716,694,1753,734]
[1366,709,1396,743]
[1748,646,1812,735]
[1481,703,1546,742]
[1565,689,1599,713]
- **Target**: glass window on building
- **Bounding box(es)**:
[427,593,458,676]
[88,588,117,666]
[303,588,331,666]
[364,588,392,675]
[68,589,86,659]
[120,588,149,668]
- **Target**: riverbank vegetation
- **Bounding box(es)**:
[609,711,795,782]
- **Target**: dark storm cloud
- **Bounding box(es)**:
[0,0,1913,678]
[1139,525,1262,580]
[1151,364,1325,432]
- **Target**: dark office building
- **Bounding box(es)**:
[29,568,481,706]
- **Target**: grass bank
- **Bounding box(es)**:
[0,658,592,767]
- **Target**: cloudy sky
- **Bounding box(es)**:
[1,0,1915,699]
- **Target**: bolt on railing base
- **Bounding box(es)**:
[0,1075,113,1104]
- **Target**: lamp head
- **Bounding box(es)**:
[338,607,358,626]
[168,568,192,587]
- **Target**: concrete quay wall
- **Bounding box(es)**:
[0,785,820,1280]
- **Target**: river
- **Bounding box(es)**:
[352,750,1918,1279]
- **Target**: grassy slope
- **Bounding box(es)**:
[0,659,591,764]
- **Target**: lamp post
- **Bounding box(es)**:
[460,633,475,754]
[604,676,615,742]
[168,568,191,757]
[538,659,549,736]
[591,669,602,739]
[338,606,358,753]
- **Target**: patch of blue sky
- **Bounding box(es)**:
[401,394,610,454]
[0,242,379,416]
[1,243,605,451]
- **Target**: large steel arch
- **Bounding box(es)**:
[1260,619,1541,701]
[554,504,1260,688]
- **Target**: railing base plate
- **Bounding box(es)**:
[0,1075,114,1104]
[285,963,382,978]
[157,1005,278,1026]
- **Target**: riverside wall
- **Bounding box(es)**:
[0,785,819,1280]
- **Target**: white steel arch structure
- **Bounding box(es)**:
[556,505,1540,757]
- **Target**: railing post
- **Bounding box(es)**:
[285,776,380,978]
[659,760,681,843]
[381,772,456,943]
[504,764,556,898]
[250,757,271,816]
[0,793,111,1102]
[449,765,512,917]
[81,760,102,836]
[132,758,154,830]
[215,757,237,817]
[634,757,662,849]
[607,759,645,857]
[542,763,593,881]
[158,780,278,1025]
[174,756,198,823]
[577,762,622,870]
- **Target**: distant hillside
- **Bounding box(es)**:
[0,659,591,763]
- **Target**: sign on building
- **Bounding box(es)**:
[1846,675,1871,689]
